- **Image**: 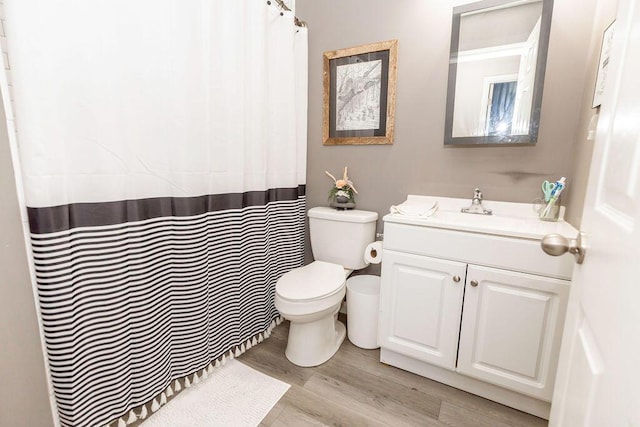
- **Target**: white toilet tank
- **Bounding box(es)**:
[308,207,378,270]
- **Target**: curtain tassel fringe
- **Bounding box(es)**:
[117,417,126,427]
[139,404,148,419]
[160,392,167,405]
[151,398,160,412]
[166,384,174,397]
[125,410,137,425]
[174,379,182,392]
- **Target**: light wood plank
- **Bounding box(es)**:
[317,358,442,418]
[439,400,546,427]
[305,372,445,426]
[270,405,329,427]
[276,384,387,427]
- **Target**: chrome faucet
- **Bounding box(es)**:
[461,188,493,215]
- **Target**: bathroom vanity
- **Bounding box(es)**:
[378,195,577,419]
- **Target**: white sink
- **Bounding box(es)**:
[384,195,578,240]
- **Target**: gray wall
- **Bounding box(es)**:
[297,0,598,245]
[0,101,54,425]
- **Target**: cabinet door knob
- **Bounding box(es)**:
[453,275,461,283]
[470,280,479,287]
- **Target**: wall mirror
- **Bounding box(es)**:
[444,0,553,145]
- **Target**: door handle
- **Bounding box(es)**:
[541,232,586,264]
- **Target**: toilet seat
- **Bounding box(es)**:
[276,261,345,302]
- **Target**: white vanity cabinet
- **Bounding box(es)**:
[378,196,577,419]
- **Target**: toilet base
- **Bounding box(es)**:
[284,311,346,367]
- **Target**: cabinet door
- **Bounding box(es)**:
[457,265,569,401]
[379,250,466,370]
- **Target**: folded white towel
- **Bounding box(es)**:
[390,200,438,217]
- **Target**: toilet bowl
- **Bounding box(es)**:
[274,207,378,367]
[275,261,347,367]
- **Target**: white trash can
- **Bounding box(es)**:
[346,275,381,349]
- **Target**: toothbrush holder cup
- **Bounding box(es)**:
[533,197,561,222]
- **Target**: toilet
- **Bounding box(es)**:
[275,206,378,367]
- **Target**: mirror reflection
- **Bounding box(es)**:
[444,0,553,145]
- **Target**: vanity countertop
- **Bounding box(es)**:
[384,195,578,240]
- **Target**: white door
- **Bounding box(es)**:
[457,265,569,401]
[549,0,640,424]
[512,17,540,134]
[378,250,466,370]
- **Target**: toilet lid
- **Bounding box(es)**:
[276,261,345,301]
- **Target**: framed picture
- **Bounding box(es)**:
[323,40,398,145]
[592,20,615,108]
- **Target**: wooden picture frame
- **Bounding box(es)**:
[592,20,615,108]
[323,40,398,145]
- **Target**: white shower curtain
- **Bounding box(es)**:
[5,1,307,426]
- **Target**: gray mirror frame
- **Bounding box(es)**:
[444,0,554,146]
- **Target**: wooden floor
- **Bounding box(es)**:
[238,316,548,427]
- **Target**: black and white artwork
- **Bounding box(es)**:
[335,60,382,131]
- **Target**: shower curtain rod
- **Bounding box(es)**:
[267,0,307,27]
